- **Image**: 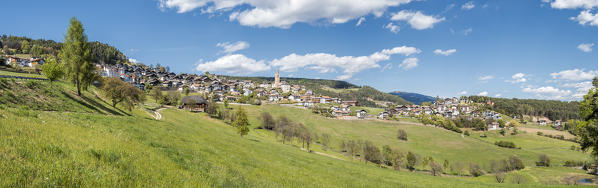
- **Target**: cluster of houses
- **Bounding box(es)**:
[98,64,362,108]
[3,56,45,67]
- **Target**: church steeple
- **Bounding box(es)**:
[274,69,280,88]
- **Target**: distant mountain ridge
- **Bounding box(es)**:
[389,91,435,105]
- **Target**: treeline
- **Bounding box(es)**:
[1,34,129,65]
[466,96,579,121]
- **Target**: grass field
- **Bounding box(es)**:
[0,74,596,187]
[0,69,46,78]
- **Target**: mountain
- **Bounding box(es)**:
[389,91,435,105]
[224,76,411,107]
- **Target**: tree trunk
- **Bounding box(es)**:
[75,78,81,96]
[112,100,117,107]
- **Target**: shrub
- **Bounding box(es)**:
[469,163,484,177]
[495,173,506,183]
[537,131,543,136]
[430,161,443,176]
[464,130,470,136]
[495,141,518,149]
[406,151,417,171]
[259,112,275,130]
[509,155,525,170]
[535,154,551,167]
[510,173,527,184]
[564,160,584,167]
[397,129,408,141]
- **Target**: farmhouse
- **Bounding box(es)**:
[181,95,207,112]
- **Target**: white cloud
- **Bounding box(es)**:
[494,94,502,97]
[217,41,250,53]
[551,69,598,81]
[399,57,419,70]
[159,0,413,28]
[459,91,468,95]
[336,74,352,80]
[549,0,598,9]
[463,28,473,35]
[523,86,572,100]
[356,17,366,26]
[385,22,400,33]
[571,10,598,26]
[381,63,393,71]
[462,1,475,10]
[507,73,527,83]
[562,81,594,99]
[433,49,457,56]
[270,46,420,79]
[390,10,445,30]
[477,91,488,96]
[195,54,270,74]
[478,75,494,81]
[578,42,595,52]
[128,58,139,64]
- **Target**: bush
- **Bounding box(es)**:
[564,160,584,167]
[495,141,518,149]
[495,173,506,183]
[509,155,525,170]
[469,163,484,177]
[537,131,543,136]
[430,161,443,176]
[397,129,408,141]
[464,130,470,136]
[535,154,551,167]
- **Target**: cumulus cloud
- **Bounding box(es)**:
[356,17,366,26]
[494,93,502,97]
[195,54,270,74]
[159,0,413,28]
[549,0,598,9]
[477,91,488,96]
[385,22,400,33]
[507,73,527,83]
[462,1,475,10]
[381,63,393,71]
[571,10,598,26]
[399,57,419,70]
[217,41,250,54]
[551,69,598,81]
[390,10,445,30]
[578,42,595,52]
[463,28,473,35]
[128,58,139,64]
[478,75,494,82]
[433,49,457,56]
[459,91,468,95]
[270,46,420,79]
[562,81,594,99]
[523,86,572,100]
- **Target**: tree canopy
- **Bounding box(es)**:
[59,17,96,96]
[102,77,145,111]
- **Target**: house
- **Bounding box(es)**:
[487,121,500,131]
[181,95,207,112]
[356,110,367,119]
[538,117,551,126]
[378,111,390,119]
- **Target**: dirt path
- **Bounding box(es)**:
[300,148,346,161]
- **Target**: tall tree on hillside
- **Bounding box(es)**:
[233,107,250,138]
[41,57,64,83]
[30,44,43,57]
[21,40,30,53]
[59,17,95,96]
[579,77,598,160]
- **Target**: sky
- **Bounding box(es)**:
[3,0,598,100]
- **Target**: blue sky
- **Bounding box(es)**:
[3,0,598,100]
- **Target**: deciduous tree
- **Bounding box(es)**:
[59,17,95,96]
[233,107,250,138]
[102,77,145,111]
[41,57,63,82]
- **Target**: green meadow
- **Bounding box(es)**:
[0,77,595,187]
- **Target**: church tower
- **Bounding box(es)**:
[274,69,280,88]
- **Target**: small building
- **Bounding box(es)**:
[181,95,207,112]
[356,110,367,119]
[487,121,500,131]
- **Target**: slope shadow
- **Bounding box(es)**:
[80,95,128,116]
[61,91,105,114]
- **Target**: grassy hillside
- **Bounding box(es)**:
[0,76,595,187]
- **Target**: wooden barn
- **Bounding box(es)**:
[181,95,207,112]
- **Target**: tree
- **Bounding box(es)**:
[232,107,250,137]
[391,150,405,171]
[30,44,43,57]
[397,129,408,141]
[509,155,525,170]
[430,161,443,176]
[497,119,506,128]
[535,154,550,167]
[579,77,598,160]
[41,57,64,82]
[406,151,417,171]
[150,87,163,103]
[362,140,381,164]
[469,163,484,177]
[495,173,506,183]
[509,120,519,128]
[166,91,181,105]
[184,88,190,96]
[59,17,95,96]
[102,77,145,111]
[321,133,331,150]
[260,112,275,130]
[21,40,30,53]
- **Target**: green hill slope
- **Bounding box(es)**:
[0,77,594,187]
